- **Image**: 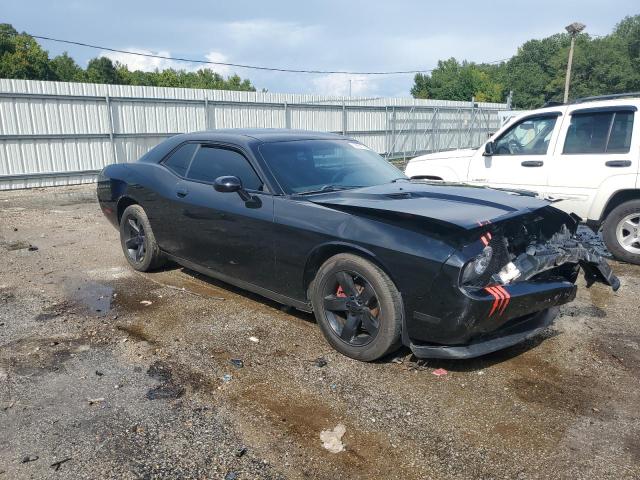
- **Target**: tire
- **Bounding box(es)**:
[602,199,640,265]
[310,253,403,362]
[119,204,166,272]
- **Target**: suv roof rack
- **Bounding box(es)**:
[573,92,640,103]
[542,101,564,108]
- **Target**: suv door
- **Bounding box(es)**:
[468,113,562,192]
[177,144,275,288]
[546,106,637,220]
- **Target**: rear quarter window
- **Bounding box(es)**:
[162,143,198,176]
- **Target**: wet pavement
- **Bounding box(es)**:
[0,184,639,479]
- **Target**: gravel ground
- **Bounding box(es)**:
[0,184,639,480]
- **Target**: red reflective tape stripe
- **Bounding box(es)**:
[486,232,492,240]
[485,287,500,317]
[480,236,489,246]
[493,285,507,316]
[496,286,510,315]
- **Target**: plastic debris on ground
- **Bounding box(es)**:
[320,424,347,453]
[229,359,244,368]
[140,300,152,306]
[248,336,259,343]
[222,374,233,383]
[431,368,448,376]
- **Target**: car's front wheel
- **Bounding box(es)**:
[603,200,640,265]
[119,204,166,272]
[310,253,403,362]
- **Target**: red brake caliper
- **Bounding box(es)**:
[336,285,347,298]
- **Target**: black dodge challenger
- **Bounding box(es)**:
[97,129,619,361]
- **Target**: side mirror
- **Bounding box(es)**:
[483,141,495,157]
[214,176,251,201]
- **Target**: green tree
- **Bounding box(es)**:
[50,52,84,82]
[85,57,121,84]
[0,23,53,80]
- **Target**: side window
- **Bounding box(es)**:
[493,116,558,155]
[163,143,198,177]
[563,110,635,154]
[607,111,634,153]
[186,146,263,191]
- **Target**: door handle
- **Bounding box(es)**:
[176,185,189,197]
[521,160,544,167]
[605,160,632,168]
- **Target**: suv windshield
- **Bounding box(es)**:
[259,140,405,194]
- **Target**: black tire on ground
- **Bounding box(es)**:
[602,199,640,265]
[119,204,166,272]
[310,253,403,362]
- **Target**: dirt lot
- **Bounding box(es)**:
[1,184,639,479]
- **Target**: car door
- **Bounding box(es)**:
[467,112,563,193]
[175,144,275,288]
[546,106,638,220]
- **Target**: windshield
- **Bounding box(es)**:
[258,139,405,194]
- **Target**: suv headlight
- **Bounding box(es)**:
[461,246,493,284]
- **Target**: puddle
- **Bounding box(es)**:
[70,281,113,317]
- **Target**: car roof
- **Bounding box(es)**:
[185,128,348,143]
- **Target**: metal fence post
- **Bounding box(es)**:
[284,101,291,129]
[342,100,347,136]
[204,96,210,130]
[105,94,118,163]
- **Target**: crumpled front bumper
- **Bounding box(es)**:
[410,308,558,359]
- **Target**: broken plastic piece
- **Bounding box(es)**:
[431,368,448,376]
[320,424,346,453]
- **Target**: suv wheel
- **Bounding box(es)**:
[602,200,640,265]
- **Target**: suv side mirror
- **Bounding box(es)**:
[483,141,495,157]
[214,176,251,201]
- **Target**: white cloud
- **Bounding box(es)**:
[311,74,375,97]
[99,48,233,76]
[223,19,321,48]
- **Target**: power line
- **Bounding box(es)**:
[16,32,510,76]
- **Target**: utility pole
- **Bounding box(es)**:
[563,22,586,103]
[349,79,352,97]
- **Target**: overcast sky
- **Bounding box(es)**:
[4,0,638,98]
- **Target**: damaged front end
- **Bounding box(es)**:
[460,208,620,292]
[407,206,620,359]
[491,224,620,291]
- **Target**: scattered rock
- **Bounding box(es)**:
[95,370,104,377]
[235,446,247,458]
[27,244,39,252]
[87,397,105,405]
[21,455,39,463]
[222,374,233,383]
[314,357,328,368]
[248,336,259,343]
[320,424,346,453]
[225,472,238,480]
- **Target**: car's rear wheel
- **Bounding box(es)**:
[603,200,640,265]
[310,253,403,361]
[119,204,165,271]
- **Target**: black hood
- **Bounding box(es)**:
[307,182,553,230]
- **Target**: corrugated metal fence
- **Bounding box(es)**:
[0,79,508,190]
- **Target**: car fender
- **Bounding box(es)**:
[587,173,640,221]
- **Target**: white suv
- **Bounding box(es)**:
[405,94,640,264]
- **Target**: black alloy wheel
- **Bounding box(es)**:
[311,253,403,361]
[322,271,381,346]
[119,204,165,272]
